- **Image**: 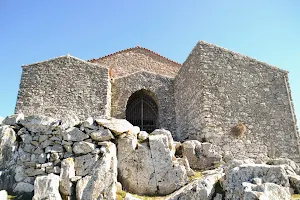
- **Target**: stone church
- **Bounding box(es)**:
[15,41,300,161]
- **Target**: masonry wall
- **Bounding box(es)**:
[15,56,111,120]
[111,71,176,134]
[175,41,300,161]
[90,48,181,78]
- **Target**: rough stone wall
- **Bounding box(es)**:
[175,41,299,161]
[89,47,181,78]
[111,71,176,134]
[15,55,111,120]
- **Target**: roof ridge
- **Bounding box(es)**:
[87,46,182,66]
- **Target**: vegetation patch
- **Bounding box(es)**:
[116,189,126,200]
[231,122,246,137]
[188,170,203,182]
[131,193,167,200]
[291,194,300,200]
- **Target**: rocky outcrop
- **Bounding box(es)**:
[33,173,62,200]
[166,169,224,200]
[118,130,189,195]
[181,140,222,170]
[1,113,299,200]
[241,182,290,200]
[76,142,117,200]
[223,164,290,200]
[0,114,119,199]
[95,117,133,135]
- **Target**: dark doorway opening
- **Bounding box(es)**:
[126,90,158,133]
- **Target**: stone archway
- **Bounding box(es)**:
[126,89,158,133]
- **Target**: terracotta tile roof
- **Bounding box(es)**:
[87,46,182,67]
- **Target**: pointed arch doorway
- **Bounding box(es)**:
[126,90,158,133]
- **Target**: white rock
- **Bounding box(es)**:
[75,154,99,176]
[0,126,17,168]
[224,164,290,200]
[242,182,290,200]
[82,117,96,129]
[33,173,62,200]
[182,140,222,170]
[59,158,75,196]
[124,193,140,200]
[166,172,224,200]
[0,190,7,200]
[90,126,114,141]
[268,158,300,175]
[13,182,34,193]
[128,126,140,136]
[63,127,89,142]
[20,115,59,133]
[118,133,187,195]
[2,113,24,125]
[73,141,96,154]
[76,142,117,200]
[138,131,148,140]
[60,113,80,130]
[95,117,133,135]
[151,129,173,149]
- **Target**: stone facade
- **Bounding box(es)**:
[175,41,299,160]
[14,41,299,162]
[111,71,176,133]
[15,55,111,120]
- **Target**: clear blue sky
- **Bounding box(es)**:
[0,1,299,127]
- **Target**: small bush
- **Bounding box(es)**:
[231,122,246,137]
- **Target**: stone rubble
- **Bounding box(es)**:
[1,113,300,200]
[181,140,222,170]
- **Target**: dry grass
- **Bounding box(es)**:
[291,194,300,200]
[131,194,167,200]
[231,122,246,137]
[116,187,127,200]
[188,170,203,182]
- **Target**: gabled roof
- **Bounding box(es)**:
[22,54,104,69]
[87,46,181,67]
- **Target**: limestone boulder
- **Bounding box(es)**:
[224,164,290,200]
[59,158,75,196]
[74,154,99,176]
[182,140,222,170]
[13,182,34,193]
[19,115,59,133]
[73,141,96,154]
[2,113,24,125]
[76,142,117,200]
[62,127,89,142]
[0,190,7,200]
[118,133,188,196]
[152,129,173,149]
[95,117,133,135]
[242,182,290,200]
[33,173,62,200]
[90,126,114,141]
[60,113,80,130]
[166,170,224,200]
[0,126,17,168]
[138,131,148,141]
[267,158,300,175]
